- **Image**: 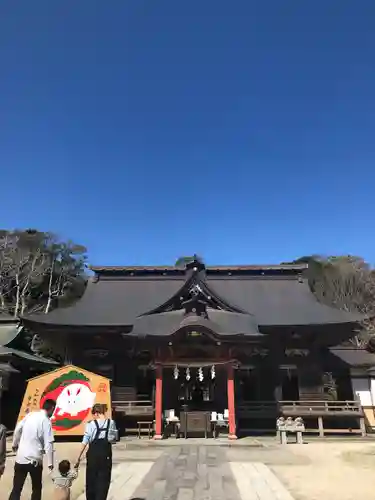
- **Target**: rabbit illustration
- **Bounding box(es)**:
[54,383,96,416]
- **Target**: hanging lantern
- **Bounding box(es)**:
[173,365,179,380]
[211,365,216,380]
[186,367,191,381]
[198,367,204,382]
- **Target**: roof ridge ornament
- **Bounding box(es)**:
[189,284,203,297]
[185,255,205,273]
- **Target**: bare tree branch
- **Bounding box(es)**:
[288,255,375,348]
[0,229,87,318]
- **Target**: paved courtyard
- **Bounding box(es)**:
[101,445,294,500]
[2,439,375,499]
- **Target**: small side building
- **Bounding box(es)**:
[0,313,58,428]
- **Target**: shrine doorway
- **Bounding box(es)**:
[162,364,227,417]
[153,360,238,439]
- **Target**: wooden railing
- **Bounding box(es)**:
[279,400,363,417]
[237,400,362,417]
[237,400,366,436]
[112,399,362,418]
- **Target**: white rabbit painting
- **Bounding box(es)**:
[54,383,96,417]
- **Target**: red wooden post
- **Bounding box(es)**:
[227,364,237,439]
[154,365,163,439]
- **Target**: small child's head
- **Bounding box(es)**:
[91,403,107,417]
[58,460,71,477]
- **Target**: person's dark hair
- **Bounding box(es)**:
[92,403,108,415]
[58,460,71,477]
[42,399,56,412]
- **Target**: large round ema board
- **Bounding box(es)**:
[17,365,111,436]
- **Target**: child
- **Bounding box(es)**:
[52,459,78,500]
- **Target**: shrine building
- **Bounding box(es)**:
[21,258,375,438]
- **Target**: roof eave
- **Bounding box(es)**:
[0,346,59,365]
[90,263,308,275]
[259,321,361,331]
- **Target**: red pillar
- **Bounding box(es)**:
[227,364,237,439]
[154,365,163,439]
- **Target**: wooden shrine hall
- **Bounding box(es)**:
[21,258,375,438]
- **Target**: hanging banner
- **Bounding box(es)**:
[17,365,111,436]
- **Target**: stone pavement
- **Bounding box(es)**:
[231,462,294,500]
[77,445,295,500]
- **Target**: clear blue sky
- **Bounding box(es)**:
[1,1,374,266]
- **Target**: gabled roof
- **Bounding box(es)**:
[131,308,261,338]
[22,261,362,331]
[0,346,58,364]
[0,315,56,366]
[0,323,21,346]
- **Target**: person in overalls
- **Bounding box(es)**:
[75,404,117,500]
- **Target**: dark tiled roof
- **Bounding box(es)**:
[24,277,186,327]
[90,264,308,273]
[330,348,375,367]
[0,324,21,346]
[131,308,261,337]
[206,276,361,326]
[0,346,58,364]
[22,264,362,329]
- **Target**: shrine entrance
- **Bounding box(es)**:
[154,361,237,439]
[150,324,240,439]
[163,363,228,419]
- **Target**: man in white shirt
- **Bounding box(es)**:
[8,399,56,500]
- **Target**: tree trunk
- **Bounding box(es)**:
[21,295,27,316]
[20,252,41,316]
[45,260,54,314]
[14,272,20,318]
[20,276,30,316]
